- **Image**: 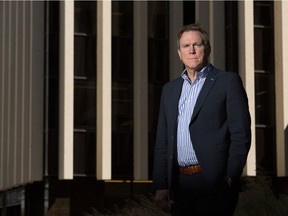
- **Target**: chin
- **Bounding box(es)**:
[187,65,202,71]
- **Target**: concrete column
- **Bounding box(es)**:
[275,0,288,177]
[238,1,256,176]
[59,0,74,179]
[97,0,112,180]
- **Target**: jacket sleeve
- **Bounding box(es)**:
[153,86,169,191]
[226,73,251,180]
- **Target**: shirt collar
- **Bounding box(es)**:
[181,63,211,82]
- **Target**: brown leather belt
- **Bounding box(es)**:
[179,164,202,175]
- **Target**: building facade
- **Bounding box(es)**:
[0,0,288,215]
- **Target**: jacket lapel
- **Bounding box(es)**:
[191,67,218,122]
[169,77,183,128]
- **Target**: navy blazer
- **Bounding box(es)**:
[153,65,251,191]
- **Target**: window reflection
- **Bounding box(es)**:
[225,1,238,72]
[255,73,275,126]
[74,1,96,176]
[74,80,96,128]
[254,1,276,175]
[112,1,134,179]
[254,28,274,72]
[148,1,170,179]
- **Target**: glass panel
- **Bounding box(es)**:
[255,73,275,125]
[112,82,133,178]
[148,1,169,179]
[148,1,169,83]
[74,0,96,78]
[183,0,195,25]
[74,1,96,175]
[74,80,96,128]
[75,1,96,34]
[47,1,60,175]
[48,34,60,77]
[74,131,96,175]
[254,28,274,71]
[256,127,276,175]
[112,37,133,81]
[112,1,134,179]
[225,1,238,72]
[254,1,276,175]
[74,35,96,78]
[254,1,272,26]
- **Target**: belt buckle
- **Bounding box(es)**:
[179,164,201,175]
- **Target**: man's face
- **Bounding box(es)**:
[177,31,209,72]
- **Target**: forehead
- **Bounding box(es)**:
[179,31,203,43]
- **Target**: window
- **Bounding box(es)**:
[147,1,170,179]
[74,1,97,176]
[254,1,276,175]
[225,1,238,72]
[46,1,60,175]
[112,2,134,179]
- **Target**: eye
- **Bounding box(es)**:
[194,43,203,47]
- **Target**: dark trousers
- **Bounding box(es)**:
[171,173,239,216]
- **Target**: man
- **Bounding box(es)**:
[153,24,251,216]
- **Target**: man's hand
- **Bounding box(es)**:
[155,189,172,212]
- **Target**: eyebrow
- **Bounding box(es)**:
[181,42,203,46]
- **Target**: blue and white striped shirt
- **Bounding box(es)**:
[177,65,210,167]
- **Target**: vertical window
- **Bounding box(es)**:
[112,2,134,179]
[225,1,238,72]
[254,1,276,175]
[183,1,195,25]
[74,1,97,176]
[148,1,169,178]
[46,1,60,175]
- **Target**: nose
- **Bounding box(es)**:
[189,44,196,53]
